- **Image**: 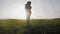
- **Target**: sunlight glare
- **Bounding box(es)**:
[12,5,26,19]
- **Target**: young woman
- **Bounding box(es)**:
[25,1,32,23]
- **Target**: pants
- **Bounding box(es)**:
[26,10,31,24]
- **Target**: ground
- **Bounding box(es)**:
[0,18,60,34]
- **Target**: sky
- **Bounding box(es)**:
[0,0,60,19]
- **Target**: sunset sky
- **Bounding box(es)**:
[0,0,60,19]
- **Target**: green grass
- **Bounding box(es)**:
[0,18,60,34]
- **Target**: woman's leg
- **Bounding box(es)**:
[27,13,31,23]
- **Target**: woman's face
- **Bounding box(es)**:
[27,3,31,5]
[27,1,31,5]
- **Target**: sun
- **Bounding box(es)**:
[17,5,26,19]
[11,5,26,19]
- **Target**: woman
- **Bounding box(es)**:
[25,1,32,23]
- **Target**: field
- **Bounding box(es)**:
[0,18,60,34]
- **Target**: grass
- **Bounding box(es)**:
[0,18,60,34]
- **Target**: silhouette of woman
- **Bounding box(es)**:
[25,1,32,24]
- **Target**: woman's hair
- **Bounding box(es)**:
[27,1,31,5]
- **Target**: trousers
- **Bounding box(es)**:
[26,10,31,24]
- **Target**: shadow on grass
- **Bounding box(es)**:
[24,24,60,34]
[0,23,60,34]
